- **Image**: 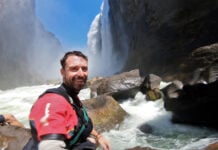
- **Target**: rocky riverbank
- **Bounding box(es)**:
[1,69,218,149]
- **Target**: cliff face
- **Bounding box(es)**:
[109,0,218,83]
[0,0,63,90]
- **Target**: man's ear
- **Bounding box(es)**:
[60,68,64,76]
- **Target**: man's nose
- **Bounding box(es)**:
[77,68,84,76]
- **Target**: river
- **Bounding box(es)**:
[0,83,218,150]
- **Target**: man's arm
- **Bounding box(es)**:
[39,140,66,150]
[0,114,24,127]
[89,129,111,150]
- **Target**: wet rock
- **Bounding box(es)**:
[141,74,162,92]
[109,86,140,102]
[161,80,183,99]
[145,88,162,101]
[138,123,153,134]
[86,77,104,98]
[140,74,162,101]
[0,126,31,150]
[97,69,142,94]
[87,69,144,100]
[204,141,218,150]
[184,43,218,84]
[83,95,128,132]
[162,80,218,128]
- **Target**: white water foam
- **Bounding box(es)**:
[0,83,217,149]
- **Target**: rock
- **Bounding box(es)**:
[109,87,140,101]
[86,77,104,98]
[162,80,218,128]
[161,80,183,99]
[0,126,31,150]
[140,74,162,101]
[204,141,218,150]
[183,43,218,84]
[141,74,162,92]
[87,69,144,100]
[138,123,153,134]
[145,88,162,101]
[83,95,128,132]
[97,69,142,94]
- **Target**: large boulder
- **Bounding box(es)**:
[182,43,218,84]
[87,69,144,100]
[162,80,218,128]
[83,95,128,132]
[0,126,31,150]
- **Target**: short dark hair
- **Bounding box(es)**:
[60,51,88,68]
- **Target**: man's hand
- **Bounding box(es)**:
[97,134,111,150]
[90,129,111,150]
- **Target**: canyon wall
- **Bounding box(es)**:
[108,0,218,83]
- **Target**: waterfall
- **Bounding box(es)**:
[86,0,125,78]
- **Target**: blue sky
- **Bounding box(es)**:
[35,0,103,51]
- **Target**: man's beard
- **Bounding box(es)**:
[64,76,87,93]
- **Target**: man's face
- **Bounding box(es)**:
[61,55,88,93]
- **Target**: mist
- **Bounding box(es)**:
[86,0,127,78]
[0,0,64,90]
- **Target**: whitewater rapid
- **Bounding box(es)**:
[0,83,218,150]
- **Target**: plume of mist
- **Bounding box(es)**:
[86,0,126,78]
[0,0,63,90]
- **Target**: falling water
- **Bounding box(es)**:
[86,0,126,78]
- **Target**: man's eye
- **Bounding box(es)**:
[82,67,88,72]
[70,67,78,72]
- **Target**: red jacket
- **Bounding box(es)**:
[29,93,78,140]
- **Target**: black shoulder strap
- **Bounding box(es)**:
[40,85,74,105]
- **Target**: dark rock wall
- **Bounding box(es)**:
[108,0,218,83]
